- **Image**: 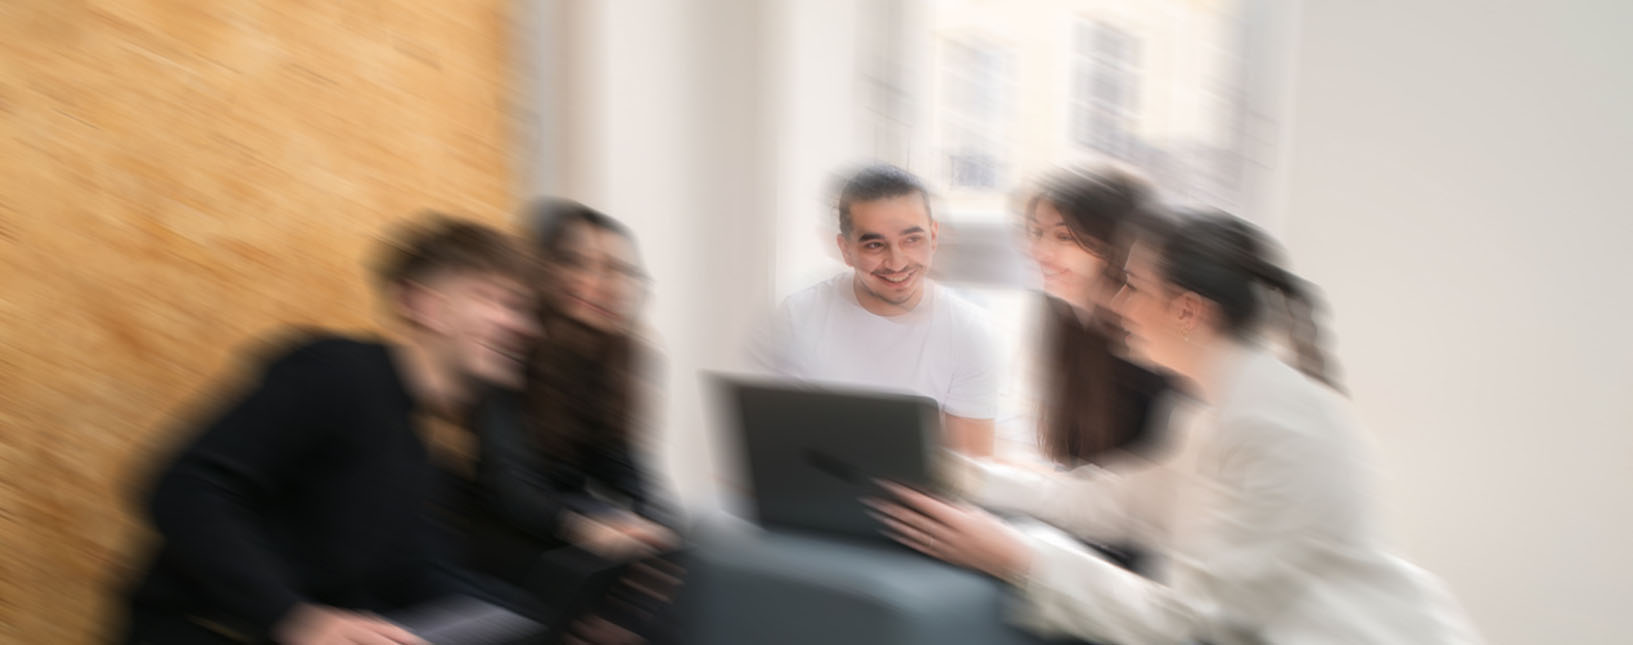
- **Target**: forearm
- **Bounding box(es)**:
[149,459,306,634]
[1007,525,1197,644]
[942,413,996,457]
[949,454,1135,545]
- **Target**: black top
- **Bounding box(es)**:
[471,388,670,547]
[1107,349,1170,458]
[129,334,456,638]
[1042,296,1172,463]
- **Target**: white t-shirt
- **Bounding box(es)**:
[754,273,1000,419]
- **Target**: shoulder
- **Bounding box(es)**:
[930,283,998,339]
[250,329,392,385]
[1215,353,1353,453]
[776,273,852,323]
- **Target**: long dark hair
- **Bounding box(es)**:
[1027,165,1159,464]
[1147,211,1341,389]
[522,200,647,462]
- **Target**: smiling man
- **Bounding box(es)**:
[756,164,1000,455]
[123,216,539,644]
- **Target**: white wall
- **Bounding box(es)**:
[1275,1,1633,642]
[521,0,785,511]
[521,0,888,513]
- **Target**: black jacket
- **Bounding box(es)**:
[128,334,456,638]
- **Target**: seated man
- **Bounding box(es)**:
[123,216,538,644]
[756,164,1001,455]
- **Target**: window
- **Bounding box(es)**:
[939,39,1011,190]
[1072,20,1141,159]
[769,0,1258,461]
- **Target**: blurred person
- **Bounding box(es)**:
[1023,164,1170,467]
[754,163,1001,455]
[463,201,680,644]
[122,216,539,644]
[1015,165,1172,574]
[872,212,1482,643]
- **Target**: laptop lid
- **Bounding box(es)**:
[716,375,943,540]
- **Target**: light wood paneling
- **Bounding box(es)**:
[0,2,517,641]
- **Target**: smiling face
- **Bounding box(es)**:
[548,220,646,333]
[405,270,538,388]
[836,194,938,315]
[1025,199,1110,310]
[1112,241,1194,373]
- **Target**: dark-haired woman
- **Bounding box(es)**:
[468,201,680,643]
[1023,165,1169,467]
[1018,165,1170,573]
[873,212,1480,643]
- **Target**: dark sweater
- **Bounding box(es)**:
[470,388,671,546]
[128,334,456,639]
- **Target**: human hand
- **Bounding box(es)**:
[274,604,424,645]
[865,481,1031,583]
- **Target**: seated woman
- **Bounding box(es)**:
[466,200,679,642]
[1018,165,1171,572]
[873,212,1481,643]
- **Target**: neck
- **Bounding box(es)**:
[393,335,468,419]
[852,274,926,316]
[1170,334,1237,404]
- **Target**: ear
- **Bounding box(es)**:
[1171,290,1206,337]
[928,219,940,249]
[836,232,855,267]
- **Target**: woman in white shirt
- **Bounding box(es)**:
[870,212,1481,644]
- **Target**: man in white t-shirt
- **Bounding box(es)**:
[756,164,1001,455]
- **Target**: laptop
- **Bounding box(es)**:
[716,375,945,541]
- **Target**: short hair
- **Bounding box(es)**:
[372,213,533,288]
[836,164,931,236]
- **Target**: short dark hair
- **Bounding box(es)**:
[836,164,931,236]
[372,213,533,287]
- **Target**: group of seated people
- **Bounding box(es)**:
[120,163,1482,644]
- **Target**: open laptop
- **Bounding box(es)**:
[715,375,945,541]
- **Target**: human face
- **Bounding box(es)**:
[1112,243,1185,373]
[417,271,538,388]
[837,194,937,314]
[1025,199,1108,309]
[549,222,646,333]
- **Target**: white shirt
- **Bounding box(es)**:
[754,273,1000,419]
[962,345,1483,644]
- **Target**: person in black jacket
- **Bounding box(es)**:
[123,216,539,645]
[462,201,678,643]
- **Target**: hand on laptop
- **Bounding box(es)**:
[274,603,426,645]
[614,514,679,552]
[865,481,1032,584]
[566,512,677,561]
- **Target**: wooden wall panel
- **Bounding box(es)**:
[0,2,517,641]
